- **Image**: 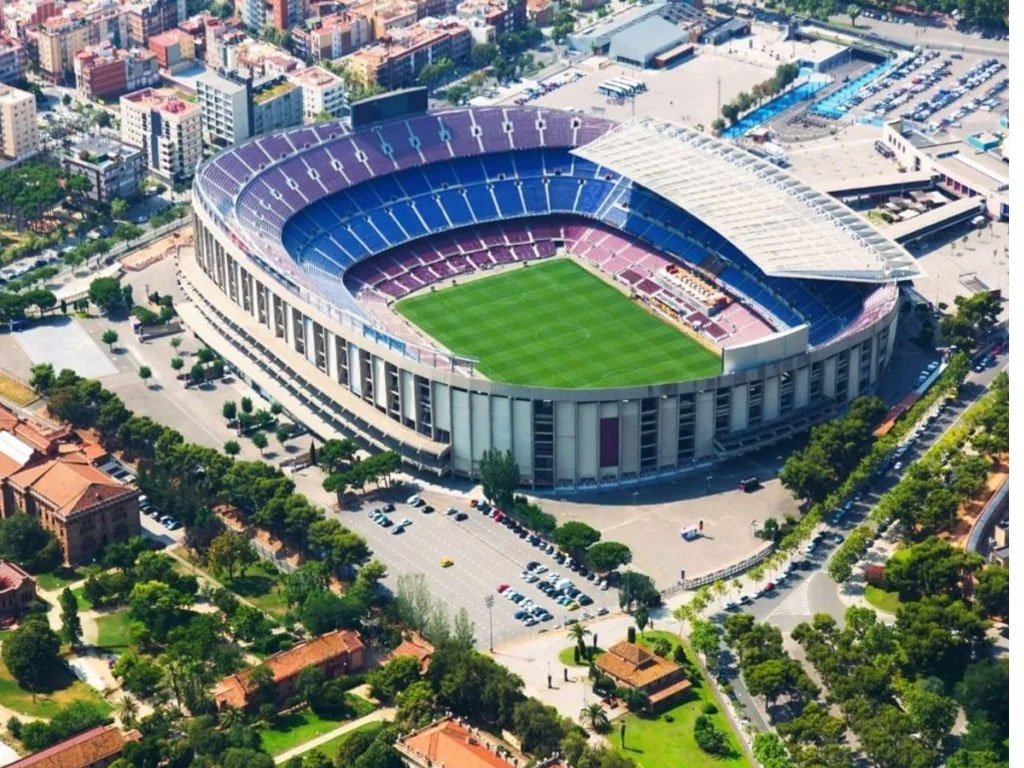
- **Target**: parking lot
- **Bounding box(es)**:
[846,48,1006,130]
[335,487,621,648]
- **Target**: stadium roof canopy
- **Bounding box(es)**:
[573,118,923,283]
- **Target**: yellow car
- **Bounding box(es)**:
[440,557,454,568]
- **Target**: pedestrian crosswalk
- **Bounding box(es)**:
[766,577,813,619]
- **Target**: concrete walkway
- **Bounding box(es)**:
[272,707,395,765]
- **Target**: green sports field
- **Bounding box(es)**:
[394,259,721,389]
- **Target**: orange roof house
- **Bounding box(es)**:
[6,726,141,768]
[595,641,691,710]
[396,719,522,768]
[214,629,365,710]
[387,632,434,672]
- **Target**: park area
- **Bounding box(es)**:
[613,632,750,768]
[395,259,721,388]
[258,697,377,756]
[0,657,112,720]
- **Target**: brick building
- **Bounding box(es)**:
[0,560,36,623]
[147,28,196,71]
[214,629,365,710]
[0,409,139,566]
[0,37,27,85]
[595,640,691,711]
[396,719,558,768]
[292,12,372,63]
[5,726,141,768]
[120,87,202,182]
[74,43,159,101]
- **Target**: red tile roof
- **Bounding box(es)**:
[6,727,140,768]
[399,720,516,768]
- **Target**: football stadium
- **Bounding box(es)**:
[183,106,921,490]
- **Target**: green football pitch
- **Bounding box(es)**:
[394,259,722,389]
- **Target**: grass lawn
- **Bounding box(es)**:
[0,658,113,719]
[611,631,750,768]
[259,697,377,756]
[0,372,37,407]
[34,567,88,591]
[864,585,902,614]
[95,612,133,649]
[222,573,289,619]
[72,587,94,612]
[309,721,383,761]
[559,645,604,667]
[395,259,722,388]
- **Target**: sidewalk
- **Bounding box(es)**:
[272,708,395,765]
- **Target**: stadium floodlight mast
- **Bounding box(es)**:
[484,594,495,651]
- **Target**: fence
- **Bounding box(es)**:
[662,541,777,597]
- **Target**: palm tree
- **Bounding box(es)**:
[118,695,139,728]
[580,702,610,733]
[568,622,591,659]
[218,706,243,729]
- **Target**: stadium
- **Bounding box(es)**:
[183,106,921,490]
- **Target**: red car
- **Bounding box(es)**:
[493,511,505,522]
[496,583,510,593]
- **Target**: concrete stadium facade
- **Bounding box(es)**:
[183,107,902,491]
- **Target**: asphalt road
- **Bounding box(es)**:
[697,347,1008,731]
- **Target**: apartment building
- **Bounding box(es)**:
[455,0,526,37]
[252,76,302,135]
[0,84,38,161]
[126,0,185,46]
[292,12,372,63]
[35,7,128,83]
[0,37,27,85]
[120,87,201,182]
[288,65,347,122]
[0,409,139,566]
[197,68,302,146]
[344,18,471,90]
[241,0,307,32]
[74,43,159,101]
[63,136,145,202]
[196,68,250,146]
[147,27,196,71]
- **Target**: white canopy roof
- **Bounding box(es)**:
[573,118,923,283]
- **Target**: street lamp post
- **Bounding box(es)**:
[484,594,495,651]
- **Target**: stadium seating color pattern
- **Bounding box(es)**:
[196,107,888,349]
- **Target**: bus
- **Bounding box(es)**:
[597,81,629,99]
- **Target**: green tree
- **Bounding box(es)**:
[367,656,422,702]
[584,541,631,573]
[171,356,184,372]
[554,521,601,561]
[579,702,610,733]
[206,531,257,580]
[479,448,520,509]
[0,513,62,572]
[1,616,61,689]
[903,681,958,750]
[689,619,721,666]
[223,401,238,421]
[224,440,241,457]
[89,277,123,313]
[847,2,861,24]
[110,198,128,218]
[693,714,727,755]
[59,587,82,647]
[972,566,1008,618]
[138,366,152,387]
[102,329,119,350]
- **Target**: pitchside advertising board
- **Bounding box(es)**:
[351,87,429,129]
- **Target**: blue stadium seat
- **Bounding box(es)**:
[415,196,448,231]
[423,163,459,191]
[465,185,498,220]
[450,157,487,186]
[390,201,427,238]
[521,180,548,214]
[512,150,544,178]
[492,181,524,217]
[482,153,516,180]
[395,167,433,197]
[547,177,579,211]
[439,190,474,226]
[368,209,405,245]
[350,217,389,254]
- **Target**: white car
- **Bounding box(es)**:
[407,495,425,507]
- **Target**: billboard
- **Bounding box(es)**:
[351,87,429,128]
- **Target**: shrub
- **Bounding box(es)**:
[702,702,718,715]
[663,714,674,723]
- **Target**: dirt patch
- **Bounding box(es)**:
[121,227,193,271]
[945,457,1008,548]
